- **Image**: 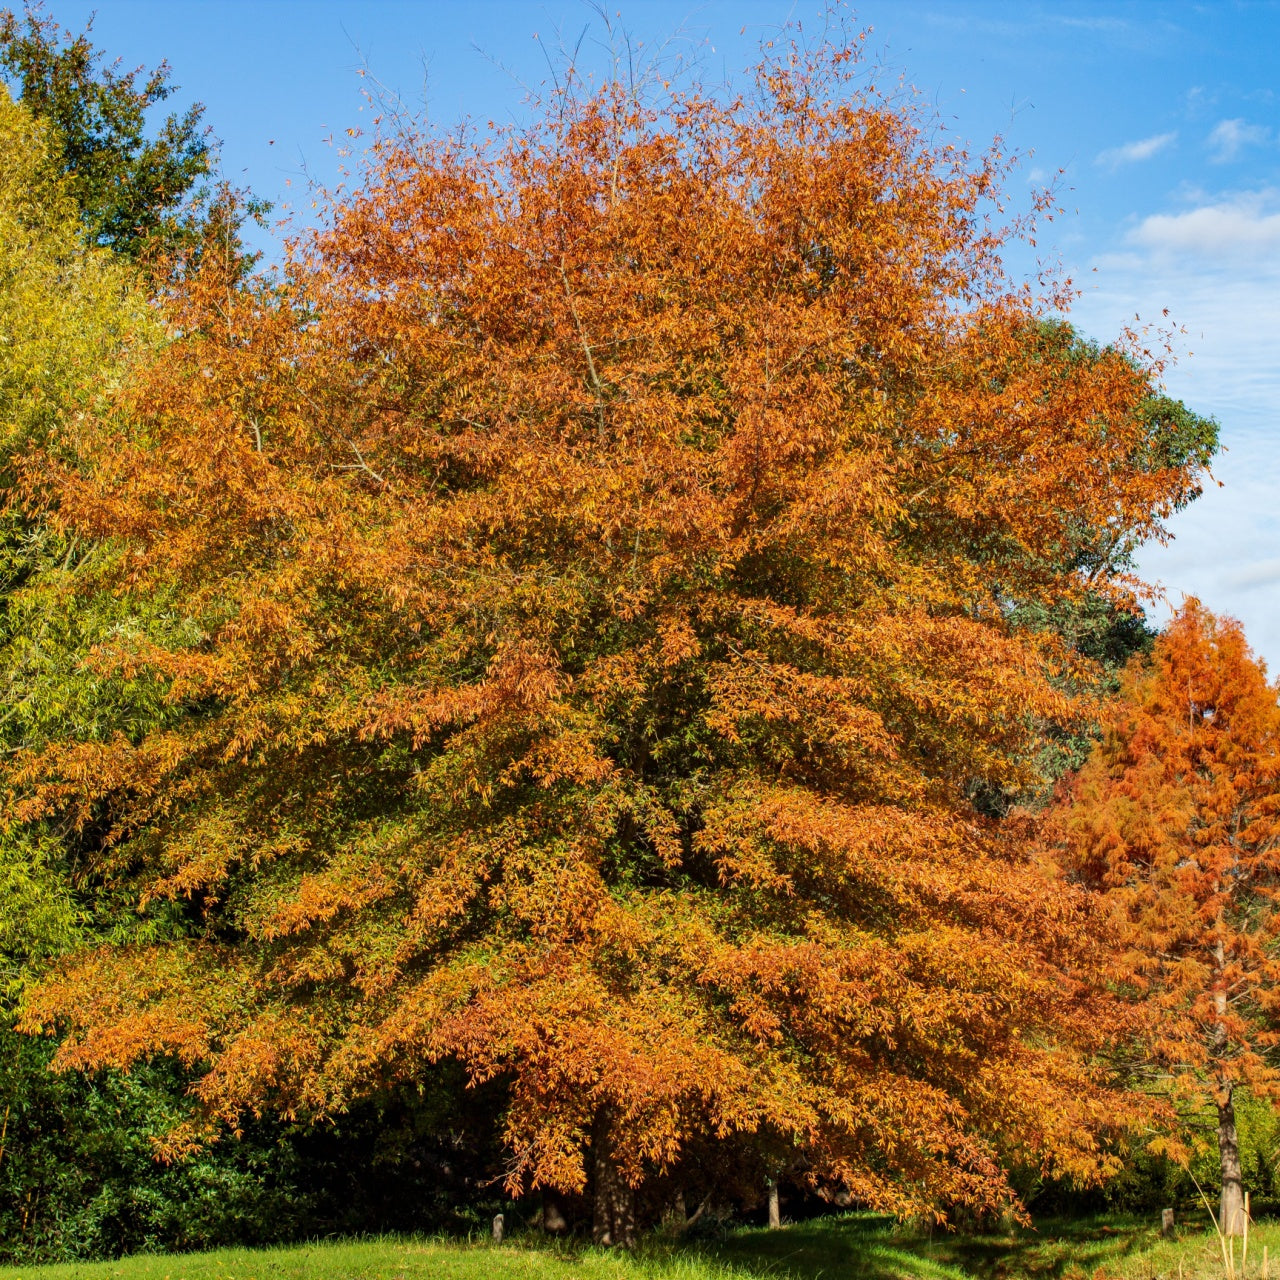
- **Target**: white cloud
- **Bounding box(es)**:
[1208,117,1271,163]
[1127,190,1280,259]
[1131,436,1280,676]
[1095,131,1177,170]
[1069,196,1280,670]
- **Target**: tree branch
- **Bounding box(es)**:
[560,259,607,435]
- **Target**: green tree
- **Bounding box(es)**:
[0,1,211,260]
[0,81,155,456]
[0,84,408,1269]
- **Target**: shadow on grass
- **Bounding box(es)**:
[688,1212,1158,1280]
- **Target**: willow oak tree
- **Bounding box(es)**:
[1056,603,1280,1236]
[14,39,1213,1244]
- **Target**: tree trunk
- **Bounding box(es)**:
[670,1186,687,1229]
[1219,1084,1247,1237]
[592,1108,636,1249]
[1213,933,1247,1238]
[766,1177,781,1229]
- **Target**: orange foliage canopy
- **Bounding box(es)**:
[1057,603,1280,1109]
[14,38,1210,1217]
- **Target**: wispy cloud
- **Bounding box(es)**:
[1208,118,1271,162]
[1049,12,1181,52]
[1226,559,1280,591]
[1128,190,1280,258]
[1095,131,1176,170]
[1053,15,1131,33]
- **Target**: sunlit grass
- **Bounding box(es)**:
[4,1210,1280,1279]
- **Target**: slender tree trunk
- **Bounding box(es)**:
[766,1177,781,1229]
[592,1108,636,1249]
[670,1186,687,1229]
[1214,933,1246,1237]
[1219,1083,1247,1237]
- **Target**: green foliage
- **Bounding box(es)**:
[0,563,205,752]
[1001,329,1217,668]
[1021,322,1220,530]
[0,2,210,260]
[1007,592,1157,794]
[1187,1093,1280,1206]
[0,833,78,997]
[979,325,1217,809]
[0,83,168,990]
[1134,391,1222,506]
[0,1026,313,1264]
[0,1033,515,1265]
[0,81,240,1267]
[1018,1091,1280,1220]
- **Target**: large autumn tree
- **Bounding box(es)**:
[1056,602,1280,1235]
[12,33,1214,1243]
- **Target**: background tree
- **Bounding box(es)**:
[0,1,210,260]
[0,81,311,1266]
[13,32,1216,1244]
[993,323,1216,811]
[0,80,482,1265]
[0,78,160,932]
[1055,602,1280,1235]
[0,81,183,1261]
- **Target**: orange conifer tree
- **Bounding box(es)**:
[1057,602,1280,1235]
[11,31,1215,1240]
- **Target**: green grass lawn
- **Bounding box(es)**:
[0,1210,1272,1280]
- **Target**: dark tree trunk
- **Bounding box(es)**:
[766,1177,781,1229]
[591,1108,637,1249]
[1219,1084,1247,1237]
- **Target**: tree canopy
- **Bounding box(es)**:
[9,34,1218,1241]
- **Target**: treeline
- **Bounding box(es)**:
[0,2,1277,1264]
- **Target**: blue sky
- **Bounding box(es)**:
[40,0,1280,666]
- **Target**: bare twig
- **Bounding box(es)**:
[331,440,386,485]
[559,259,607,434]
